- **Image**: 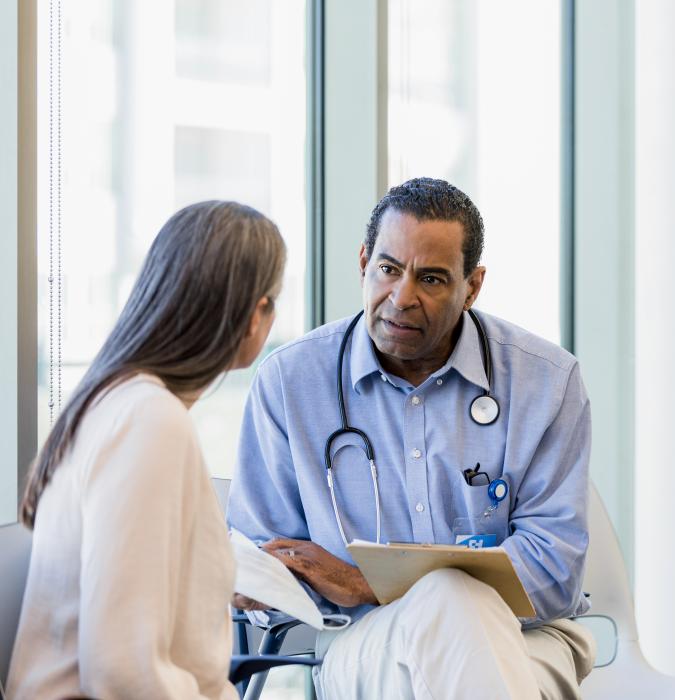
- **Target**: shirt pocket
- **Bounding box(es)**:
[453,470,510,545]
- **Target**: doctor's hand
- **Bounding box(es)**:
[262,538,378,608]
[231,593,271,611]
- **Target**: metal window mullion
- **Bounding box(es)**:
[560,0,575,355]
[307,0,325,330]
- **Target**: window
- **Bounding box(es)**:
[388,0,562,343]
[36,0,308,478]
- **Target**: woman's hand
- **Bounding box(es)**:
[262,538,378,608]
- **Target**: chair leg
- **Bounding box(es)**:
[242,627,292,700]
[236,622,250,656]
[235,622,252,697]
[304,660,318,700]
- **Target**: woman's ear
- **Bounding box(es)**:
[245,296,271,338]
[231,295,276,370]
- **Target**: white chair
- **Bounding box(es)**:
[578,483,675,698]
[0,522,32,697]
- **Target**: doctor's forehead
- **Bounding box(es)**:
[371,210,466,262]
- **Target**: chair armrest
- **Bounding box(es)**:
[232,610,306,635]
[229,655,321,686]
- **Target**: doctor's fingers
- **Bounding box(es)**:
[262,537,310,551]
[262,538,320,561]
[264,545,311,570]
[262,541,322,575]
[231,593,271,611]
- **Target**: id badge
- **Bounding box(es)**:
[453,516,497,549]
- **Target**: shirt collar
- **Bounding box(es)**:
[446,311,490,392]
[349,314,383,393]
[348,310,490,393]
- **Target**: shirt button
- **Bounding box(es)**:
[415,503,425,513]
[412,448,422,459]
[436,378,443,386]
[411,396,421,406]
[380,373,387,382]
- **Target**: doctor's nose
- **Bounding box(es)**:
[389,278,419,310]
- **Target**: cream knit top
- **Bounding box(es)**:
[7,375,238,700]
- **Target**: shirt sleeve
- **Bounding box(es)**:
[78,392,222,700]
[227,357,311,541]
[502,361,592,624]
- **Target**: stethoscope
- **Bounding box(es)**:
[325,309,505,547]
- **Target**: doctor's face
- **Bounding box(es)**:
[359,209,485,381]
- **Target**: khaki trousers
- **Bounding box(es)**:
[313,569,595,700]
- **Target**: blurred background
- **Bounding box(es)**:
[2,0,675,693]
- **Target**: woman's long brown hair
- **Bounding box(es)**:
[21,200,286,528]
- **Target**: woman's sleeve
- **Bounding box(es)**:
[78,393,223,700]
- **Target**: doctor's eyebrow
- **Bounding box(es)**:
[376,253,451,277]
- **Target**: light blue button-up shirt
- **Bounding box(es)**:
[228,311,591,625]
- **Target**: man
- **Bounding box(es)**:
[228,178,595,699]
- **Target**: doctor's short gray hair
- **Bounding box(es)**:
[364,178,484,278]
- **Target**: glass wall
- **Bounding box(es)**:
[36,0,308,478]
[388,0,561,343]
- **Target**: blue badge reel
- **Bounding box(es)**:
[485,478,508,515]
[454,475,509,548]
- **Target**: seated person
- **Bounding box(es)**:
[229,178,596,699]
[8,201,286,700]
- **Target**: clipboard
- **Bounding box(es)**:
[346,541,536,618]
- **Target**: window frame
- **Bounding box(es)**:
[3,0,38,525]
[17,0,38,517]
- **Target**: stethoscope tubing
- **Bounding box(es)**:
[326,309,498,546]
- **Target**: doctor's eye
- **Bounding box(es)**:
[421,275,443,286]
[379,264,397,275]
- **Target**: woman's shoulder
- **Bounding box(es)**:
[76,374,203,491]
[88,373,192,438]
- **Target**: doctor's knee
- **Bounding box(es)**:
[399,568,506,622]
[405,567,473,600]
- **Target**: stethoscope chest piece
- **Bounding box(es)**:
[470,394,499,425]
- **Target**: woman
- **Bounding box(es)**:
[7,201,286,700]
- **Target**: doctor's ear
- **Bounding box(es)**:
[463,266,486,310]
[358,244,368,282]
